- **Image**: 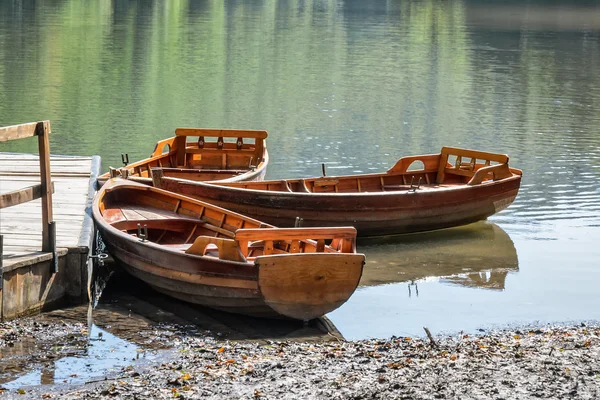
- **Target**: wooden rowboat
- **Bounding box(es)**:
[92,178,365,320]
[96,128,269,186]
[152,147,522,237]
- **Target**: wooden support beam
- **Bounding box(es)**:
[0,234,3,290]
[0,122,39,142]
[0,182,55,209]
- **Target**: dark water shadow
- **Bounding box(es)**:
[98,270,343,343]
[357,221,519,290]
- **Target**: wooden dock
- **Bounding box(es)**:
[0,123,100,320]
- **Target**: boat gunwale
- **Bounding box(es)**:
[166,172,523,199]
[93,179,360,263]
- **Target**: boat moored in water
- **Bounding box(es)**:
[96,128,269,187]
[92,178,365,320]
[151,147,522,237]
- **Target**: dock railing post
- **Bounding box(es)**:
[36,122,58,271]
[0,234,3,290]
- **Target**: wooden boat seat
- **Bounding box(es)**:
[436,147,511,185]
[185,236,246,261]
[313,178,339,187]
[162,243,193,251]
[160,167,246,175]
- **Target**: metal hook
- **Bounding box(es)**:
[89,253,109,267]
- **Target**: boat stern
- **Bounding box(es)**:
[255,253,364,320]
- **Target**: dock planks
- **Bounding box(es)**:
[0,152,101,321]
[0,153,100,270]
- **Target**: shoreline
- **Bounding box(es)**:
[2,317,599,399]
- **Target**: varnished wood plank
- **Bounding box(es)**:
[235,227,357,242]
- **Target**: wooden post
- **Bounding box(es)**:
[0,235,3,290]
[174,135,187,167]
[36,121,54,253]
[48,222,58,273]
[151,168,164,187]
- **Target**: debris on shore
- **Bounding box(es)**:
[2,318,599,399]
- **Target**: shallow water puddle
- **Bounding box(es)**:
[1,324,157,389]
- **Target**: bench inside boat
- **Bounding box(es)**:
[102,201,355,262]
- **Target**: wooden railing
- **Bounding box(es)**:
[436,147,513,185]
[0,121,57,281]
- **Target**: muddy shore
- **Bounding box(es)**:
[2,315,599,399]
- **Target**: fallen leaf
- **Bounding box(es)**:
[450,355,457,361]
[17,389,26,395]
[181,373,191,381]
[217,347,225,353]
[513,335,521,340]
[42,394,52,399]
[405,337,412,341]
[254,389,262,398]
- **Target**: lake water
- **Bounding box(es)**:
[1,0,599,340]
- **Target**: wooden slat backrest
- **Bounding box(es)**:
[235,227,357,257]
[436,147,509,184]
[174,128,267,169]
[175,128,268,139]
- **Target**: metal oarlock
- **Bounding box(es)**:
[121,153,129,166]
[137,224,148,242]
[408,176,422,192]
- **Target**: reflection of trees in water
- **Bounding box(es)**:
[359,221,519,291]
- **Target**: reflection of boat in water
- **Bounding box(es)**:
[358,221,518,290]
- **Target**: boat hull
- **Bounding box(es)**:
[93,179,364,319]
[158,176,521,236]
[100,230,363,319]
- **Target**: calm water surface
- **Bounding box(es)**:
[1,0,599,339]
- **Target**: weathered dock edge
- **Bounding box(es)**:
[0,152,101,321]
